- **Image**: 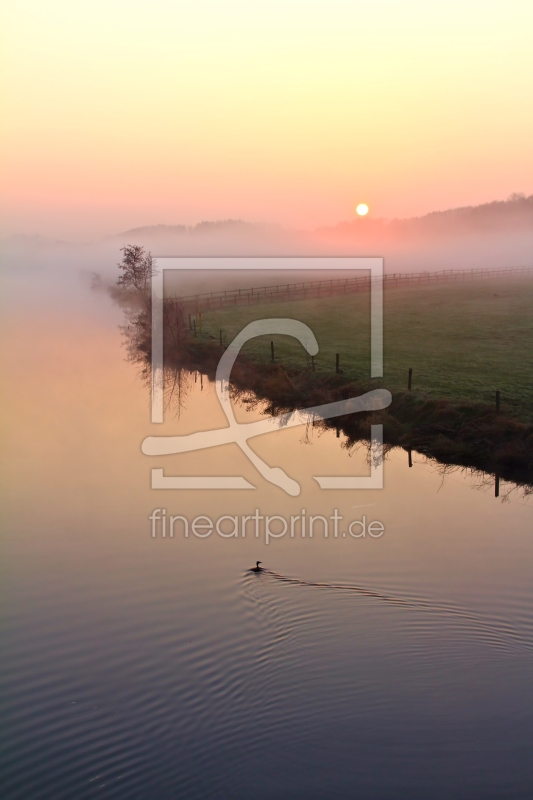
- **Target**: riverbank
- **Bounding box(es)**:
[175,338,533,489]
[117,273,533,487]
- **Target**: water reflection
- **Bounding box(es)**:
[117,286,533,496]
[2,285,533,799]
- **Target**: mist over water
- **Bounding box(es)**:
[3,196,532,299]
[2,237,533,799]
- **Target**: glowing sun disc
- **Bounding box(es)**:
[356,203,369,216]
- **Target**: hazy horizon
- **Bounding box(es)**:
[3,194,532,282]
[2,0,533,241]
[3,191,532,241]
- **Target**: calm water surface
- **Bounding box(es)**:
[2,276,533,799]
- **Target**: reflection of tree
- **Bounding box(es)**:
[115,245,191,416]
[431,462,533,502]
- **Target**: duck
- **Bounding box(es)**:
[251,561,264,572]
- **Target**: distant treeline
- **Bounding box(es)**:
[320,193,533,239]
[113,194,533,243]
[112,219,280,240]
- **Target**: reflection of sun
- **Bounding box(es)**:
[356,203,369,216]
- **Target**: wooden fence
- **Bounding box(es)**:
[179,265,533,313]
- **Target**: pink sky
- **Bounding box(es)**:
[2,0,532,240]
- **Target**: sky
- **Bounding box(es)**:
[1,0,533,240]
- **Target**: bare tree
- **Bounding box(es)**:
[116,244,189,415]
[116,244,157,297]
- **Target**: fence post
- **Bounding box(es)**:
[495,474,500,498]
[408,368,413,391]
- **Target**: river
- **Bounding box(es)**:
[2,267,533,799]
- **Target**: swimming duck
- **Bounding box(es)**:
[251,561,264,572]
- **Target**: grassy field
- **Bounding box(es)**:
[195,276,533,421]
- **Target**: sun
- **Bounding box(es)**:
[356,203,369,216]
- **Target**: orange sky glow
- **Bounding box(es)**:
[1,0,532,240]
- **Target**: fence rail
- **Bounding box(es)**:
[178,265,533,312]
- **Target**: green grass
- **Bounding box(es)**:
[195,277,533,421]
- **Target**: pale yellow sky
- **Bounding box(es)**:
[1,0,532,239]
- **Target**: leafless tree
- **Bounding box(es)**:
[115,245,190,416]
[116,244,157,298]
